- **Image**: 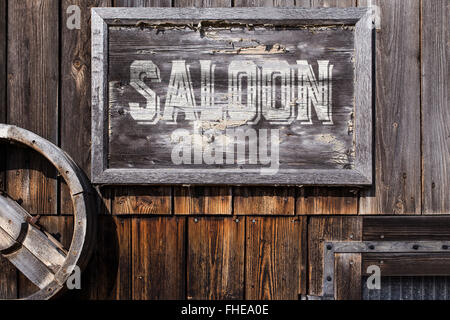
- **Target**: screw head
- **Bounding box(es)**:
[369,244,375,250]
[443,245,449,250]
[326,276,332,282]
[326,244,333,250]
[413,244,419,250]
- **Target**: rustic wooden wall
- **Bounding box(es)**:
[0,0,448,300]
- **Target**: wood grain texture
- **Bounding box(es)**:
[132,217,186,300]
[232,0,301,217]
[17,216,73,299]
[0,257,18,299]
[0,2,12,294]
[363,254,450,276]
[234,187,295,215]
[0,0,6,191]
[60,0,112,215]
[67,216,131,300]
[187,217,245,299]
[422,0,449,214]
[363,216,450,241]
[113,187,171,214]
[335,253,361,300]
[246,217,306,299]
[297,187,358,214]
[311,0,355,7]
[174,0,232,7]
[359,0,421,215]
[7,0,58,215]
[111,0,174,218]
[174,187,231,215]
[234,0,295,6]
[173,0,233,215]
[308,216,362,296]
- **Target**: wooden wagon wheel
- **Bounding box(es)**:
[0,124,96,300]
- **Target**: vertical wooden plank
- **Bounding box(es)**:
[173,0,233,216]
[132,217,186,300]
[60,0,112,215]
[246,217,306,300]
[113,187,171,215]
[232,0,297,217]
[7,0,59,215]
[187,217,245,299]
[308,216,362,296]
[234,187,295,215]
[115,0,171,6]
[359,0,421,215]
[422,0,449,214]
[234,0,296,6]
[335,253,361,300]
[0,257,17,299]
[295,0,358,216]
[0,0,16,301]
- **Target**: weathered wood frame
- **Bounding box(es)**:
[91,7,374,186]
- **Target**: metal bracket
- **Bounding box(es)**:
[322,241,450,300]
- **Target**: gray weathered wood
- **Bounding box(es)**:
[422,0,449,214]
[0,124,96,300]
[95,7,368,24]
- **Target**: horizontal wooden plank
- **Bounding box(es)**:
[308,216,362,296]
[363,217,450,241]
[363,254,450,276]
[132,217,186,299]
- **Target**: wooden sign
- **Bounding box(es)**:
[91,8,374,185]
